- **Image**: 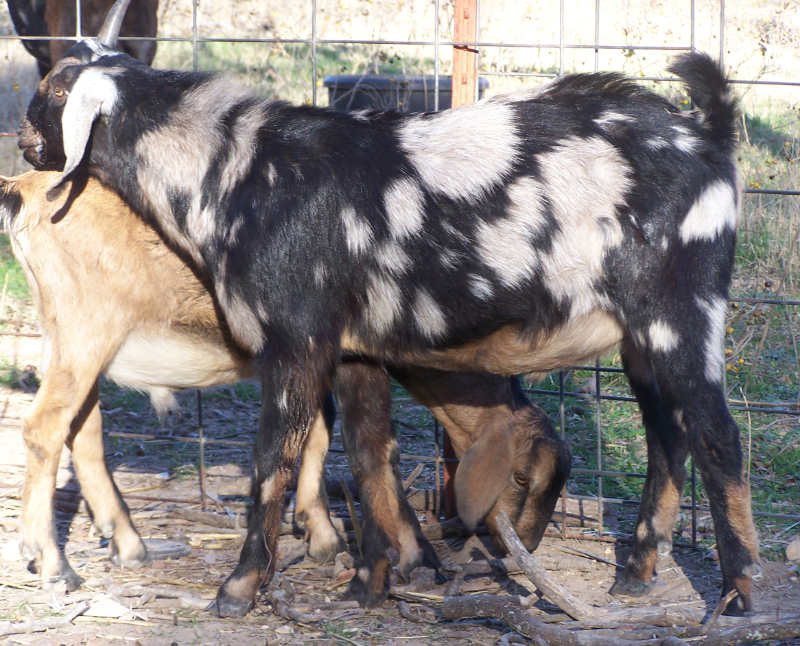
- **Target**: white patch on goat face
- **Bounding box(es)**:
[468,274,494,300]
[341,205,373,255]
[383,177,425,240]
[476,176,547,288]
[648,320,679,353]
[398,100,519,202]
[679,179,738,244]
[671,125,700,154]
[695,295,727,383]
[537,136,630,316]
[366,272,402,336]
[412,288,447,341]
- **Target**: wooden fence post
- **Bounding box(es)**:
[452,0,478,108]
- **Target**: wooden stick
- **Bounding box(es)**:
[700,619,800,646]
[702,589,737,628]
[495,511,704,627]
[496,510,596,621]
[340,478,363,559]
[0,601,89,637]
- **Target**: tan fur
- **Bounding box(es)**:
[724,482,759,561]
[652,479,681,539]
[392,311,622,378]
[2,170,339,585]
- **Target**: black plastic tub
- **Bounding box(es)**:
[323,75,488,113]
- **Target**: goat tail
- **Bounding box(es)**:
[668,52,738,153]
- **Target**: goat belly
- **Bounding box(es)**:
[104,328,252,393]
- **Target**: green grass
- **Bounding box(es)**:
[0,233,30,305]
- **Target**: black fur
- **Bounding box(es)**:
[19,46,758,616]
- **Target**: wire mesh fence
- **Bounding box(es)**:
[0,0,797,549]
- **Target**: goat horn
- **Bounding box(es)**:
[97,0,132,49]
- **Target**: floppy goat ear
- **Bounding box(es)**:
[454,424,514,531]
[51,70,119,192]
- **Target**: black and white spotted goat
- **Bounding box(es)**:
[20,0,759,617]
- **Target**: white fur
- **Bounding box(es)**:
[476,176,547,288]
[366,272,402,335]
[671,125,700,154]
[105,328,249,395]
[412,288,447,341]
[384,177,425,240]
[536,136,630,317]
[341,205,374,255]
[695,295,727,383]
[680,179,738,244]
[375,240,411,274]
[398,100,519,202]
[468,274,494,300]
[648,320,680,353]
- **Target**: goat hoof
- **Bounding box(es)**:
[212,591,254,617]
[722,592,753,617]
[109,539,150,568]
[345,568,389,608]
[19,540,39,561]
[44,567,83,592]
[609,576,653,598]
[307,535,345,563]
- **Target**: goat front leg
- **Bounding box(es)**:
[67,389,148,568]
[20,366,98,590]
[215,352,332,617]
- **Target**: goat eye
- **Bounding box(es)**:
[53,87,66,98]
[513,473,530,487]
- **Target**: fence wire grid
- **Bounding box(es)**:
[0,0,798,550]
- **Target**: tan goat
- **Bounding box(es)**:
[1,171,567,595]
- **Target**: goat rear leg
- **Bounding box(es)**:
[294,396,345,562]
[20,367,97,591]
[611,339,689,598]
[621,329,759,614]
[67,390,148,568]
[335,361,440,607]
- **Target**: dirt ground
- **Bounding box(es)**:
[0,335,799,645]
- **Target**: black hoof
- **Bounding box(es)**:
[609,576,653,598]
[721,594,752,617]
[213,591,254,617]
[345,574,387,608]
[44,567,84,593]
